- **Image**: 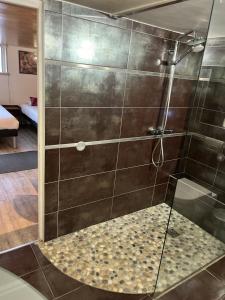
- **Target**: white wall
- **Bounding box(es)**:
[0,46,37,105]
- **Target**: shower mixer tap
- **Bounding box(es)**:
[147,127,173,136]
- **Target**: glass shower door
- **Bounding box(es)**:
[154,0,225,297]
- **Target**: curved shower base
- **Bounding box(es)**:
[38,204,225,296]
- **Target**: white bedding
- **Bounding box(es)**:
[0,105,19,130]
[21,104,38,124]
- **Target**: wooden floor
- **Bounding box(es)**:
[0,169,38,252]
[0,126,37,155]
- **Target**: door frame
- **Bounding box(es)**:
[1,0,45,241]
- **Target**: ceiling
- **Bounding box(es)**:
[0,2,37,48]
[67,0,225,38]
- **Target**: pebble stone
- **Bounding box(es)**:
[38,204,225,294]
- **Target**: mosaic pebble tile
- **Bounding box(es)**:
[39,204,225,294]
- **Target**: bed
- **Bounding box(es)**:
[20,104,38,128]
[0,105,19,148]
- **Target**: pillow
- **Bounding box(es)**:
[30,97,37,106]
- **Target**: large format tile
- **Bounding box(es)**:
[0,245,38,276]
[215,171,225,193]
[201,109,225,128]
[188,137,218,168]
[124,74,165,107]
[156,136,186,161]
[185,158,216,186]
[22,269,53,300]
[57,285,146,300]
[62,2,132,30]
[45,108,60,145]
[112,187,153,218]
[117,139,153,169]
[42,263,83,298]
[59,171,115,209]
[158,271,225,300]
[115,164,157,195]
[45,182,59,214]
[58,198,112,235]
[128,32,171,72]
[61,108,122,143]
[170,79,196,107]
[45,0,62,13]
[208,256,225,281]
[62,15,131,68]
[60,143,118,180]
[204,82,225,112]
[165,108,189,132]
[45,64,61,107]
[61,66,125,107]
[121,108,160,138]
[156,159,183,184]
[152,183,168,206]
[45,150,59,183]
[44,213,58,241]
[45,11,62,60]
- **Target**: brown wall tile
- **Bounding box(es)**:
[117,140,153,169]
[58,198,112,235]
[45,63,61,107]
[62,16,131,68]
[128,32,171,72]
[152,183,168,206]
[61,108,122,143]
[45,182,58,214]
[115,164,157,195]
[170,79,196,107]
[61,66,125,107]
[59,172,115,210]
[156,159,184,185]
[121,108,160,138]
[44,212,58,241]
[124,75,166,107]
[45,108,60,145]
[60,144,118,180]
[112,187,153,218]
[45,11,62,60]
[45,149,59,183]
[185,158,216,186]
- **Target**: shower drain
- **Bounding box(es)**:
[167,228,180,238]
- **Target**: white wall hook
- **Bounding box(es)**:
[76,141,86,151]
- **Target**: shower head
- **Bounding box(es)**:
[187,37,205,53]
[191,44,205,53]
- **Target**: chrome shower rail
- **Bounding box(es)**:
[45,132,186,151]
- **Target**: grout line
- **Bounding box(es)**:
[155,253,225,299]
[45,157,181,185]
[110,23,133,218]
[45,106,193,109]
[56,13,64,240]
[54,284,85,300]
[31,246,55,298]
[45,59,198,81]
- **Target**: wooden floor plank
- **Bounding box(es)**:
[0,169,38,252]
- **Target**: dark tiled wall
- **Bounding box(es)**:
[184,40,225,241]
[44,0,199,240]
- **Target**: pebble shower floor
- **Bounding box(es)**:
[39,204,225,295]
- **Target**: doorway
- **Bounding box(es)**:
[0,0,44,252]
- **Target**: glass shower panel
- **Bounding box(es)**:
[154,0,225,297]
[154,175,225,297]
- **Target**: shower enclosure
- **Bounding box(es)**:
[155,0,225,296]
[42,0,225,299]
